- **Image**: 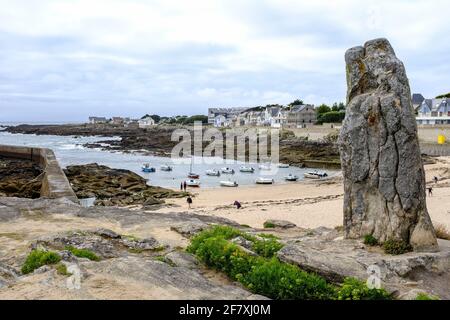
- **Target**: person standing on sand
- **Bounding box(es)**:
[233,200,242,209]
[183,181,187,191]
[180,182,183,191]
[434,176,438,184]
[428,187,433,197]
[186,196,193,209]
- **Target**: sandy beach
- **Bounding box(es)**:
[156,157,450,231]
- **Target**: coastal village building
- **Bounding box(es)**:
[138,116,156,128]
[208,107,249,127]
[88,116,107,124]
[412,93,425,113]
[285,105,317,128]
[416,98,450,125]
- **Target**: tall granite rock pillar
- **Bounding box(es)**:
[339,38,438,251]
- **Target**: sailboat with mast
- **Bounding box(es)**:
[187,156,200,179]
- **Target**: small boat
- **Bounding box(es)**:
[259,164,271,170]
[239,166,255,173]
[187,157,200,179]
[278,163,290,168]
[284,174,299,181]
[160,164,173,171]
[185,179,201,187]
[221,167,235,174]
[206,169,220,176]
[142,163,156,173]
[220,180,238,187]
[188,172,200,179]
[255,177,274,184]
[304,171,328,179]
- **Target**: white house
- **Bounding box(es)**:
[138,116,156,128]
[416,98,450,125]
[88,116,107,124]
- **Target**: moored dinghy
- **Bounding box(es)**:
[303,170,328,179]
[278,163,290,168]
[142,163,156,173]
[284,174,299,181]
[206,169,220,176]
[220,180,238,187]
[221,167,235,174]
[239,166,255,173]
[160,164,173,171]
[255,177,274,184]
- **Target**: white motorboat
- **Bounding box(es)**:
[277,163,290,168]
[221,167,235,174]
[185,179,201,187]
[303,171,328,179]
[255,177,274,184]
[239,166,255,173]
[259,164,271,170]
[160,164,173,171]
[206,169,221,176]
[220,180,238,187]
[284,174,299,181]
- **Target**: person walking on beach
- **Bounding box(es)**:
[434,176,439,184]
[428,187,433,197]
[180,182,183,191]
[186,196,193,209]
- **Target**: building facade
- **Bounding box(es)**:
[285,105,317,127]
[416,98,450,125]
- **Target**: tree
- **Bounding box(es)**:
[141,114,161,123]
[317,111,345,124]
[182,115,208,124]
[316,104,331,115]
[288,99,304,106]
[332,102,346,112]
[436,93,450,99]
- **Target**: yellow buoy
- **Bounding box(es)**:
[438,134,446,144]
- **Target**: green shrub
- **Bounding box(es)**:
[257,233,280,240]
[383,239,412,255]
[363,234,378,246]
[65,246,100,261]
[263,222,275,229]
[415,292,439,300]
[55,263,71,276]
[21,250,61,274]
[252,238,284,258]
[336,277,391,300]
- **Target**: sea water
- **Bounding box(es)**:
[0,130,333,189]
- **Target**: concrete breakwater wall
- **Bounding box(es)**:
[0,144,78,203]
[420,143,450,157]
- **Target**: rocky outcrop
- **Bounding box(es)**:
[339,38,438,251]
[277,227,450,299]
[64,163,186,207]
[264,219,297,229]
[0,156,42,198]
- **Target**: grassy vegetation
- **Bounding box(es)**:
[21,250,61,274]
[55,263,72,276]
[187,226,391,300]
[363,234,378,246]
[434,223,450,240]
[65,246,100,261]
[415,292,439,300]
[263,222,275,229]
[383,239,413,255]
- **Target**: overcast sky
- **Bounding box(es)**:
[0,0,449,122]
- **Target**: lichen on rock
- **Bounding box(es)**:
[339,38,438,252]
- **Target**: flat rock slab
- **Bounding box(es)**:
[264,219,296,229]
[277,228,450,299]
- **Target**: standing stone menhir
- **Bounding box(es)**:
[339,38,438,251]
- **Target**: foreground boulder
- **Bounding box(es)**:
[339,38,437,251]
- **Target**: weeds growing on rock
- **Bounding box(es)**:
[415,292,439,300]
[21,250,61,274]
[55,263,71,276]
[65,246,100,261]
[187,225,390,300]
[263,222,275,229]
[383,239,412,255]
[434,223,450,240]
[363,234,378,246]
